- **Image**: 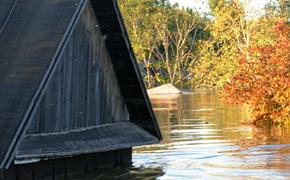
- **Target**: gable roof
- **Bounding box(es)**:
[0,0,161,169]
[92,0,161,137]
[15,122,157,163]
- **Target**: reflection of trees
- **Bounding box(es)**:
[144,89,251,150]
[238,126,290,149]
[182,89,251,140]
[236,126,290,171]
[135,90,290,175]
[146,94,183,150]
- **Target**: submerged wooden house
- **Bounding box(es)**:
[0,0,162,179]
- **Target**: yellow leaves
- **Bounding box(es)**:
[119,0,206,88]
[191,0,252,89]
[223,21,290,126]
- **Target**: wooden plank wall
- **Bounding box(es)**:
[0,148,132,180]
[27,2,129,134]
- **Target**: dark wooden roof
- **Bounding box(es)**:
[0,0,161,170]
[0,0,83,169]
[15,122,157,163]
[92,1,162,135]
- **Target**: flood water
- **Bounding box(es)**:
[80,89,290,179]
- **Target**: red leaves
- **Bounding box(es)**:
[223,20,290,124]
[239,57,246,65]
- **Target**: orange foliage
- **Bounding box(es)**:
[223,20,290,126]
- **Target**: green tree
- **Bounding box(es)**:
[192,0,253,89]
[151,7,202,88]
[119,0,204,88]
[119,0,160,88]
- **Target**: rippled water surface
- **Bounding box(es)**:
[79,89,290,179]
[133,89,290,179]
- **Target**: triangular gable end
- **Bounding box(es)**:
[0,0,161,170]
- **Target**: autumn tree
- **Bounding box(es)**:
[223,21,290,126]
[192,0,255,89]
[253,0,289,48]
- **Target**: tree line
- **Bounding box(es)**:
[118,0,289,126]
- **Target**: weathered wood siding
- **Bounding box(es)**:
[27,2,129,134]
[0,148,132,180]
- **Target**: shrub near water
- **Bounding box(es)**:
[223,21,290,126]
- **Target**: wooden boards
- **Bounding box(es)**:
[27,2,129,134]
[16,122,158,162]
[0,149,132,180]
[0,0,162,170]
[92,0,162,140]
[0,0,81,169]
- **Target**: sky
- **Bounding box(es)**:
[169,0,272,15]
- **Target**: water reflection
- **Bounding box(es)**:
[134,89,290,179]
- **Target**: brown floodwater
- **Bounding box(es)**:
[78,89,290,179]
